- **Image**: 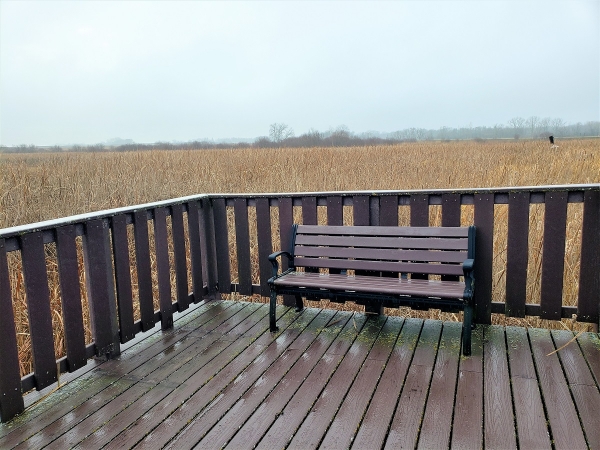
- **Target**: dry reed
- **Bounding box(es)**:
[1,139,599,376]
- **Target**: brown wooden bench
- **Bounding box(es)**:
[268,224,476,355]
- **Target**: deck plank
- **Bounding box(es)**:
[552,330,600,448]
[192,309,338,449]
[351,318,422,449]
[451,325,484,450]
[103,305,297,450]
[506,326,551,449]
[11,302,253,449]
[384,320,443,449]
[0,300,227,446]
[225,312,355,449]
[0,301,595,450]
[484,325,517,449]
[576,332,600,386]
[528,327,588,450]
[286,315,388,449]
[318,316,404,450]
[255,313,368,450]
[71,304,268,448]
[417,321,462,449]
[160,308,328,449]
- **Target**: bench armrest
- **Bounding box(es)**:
[463,258,475,299]
[462,259,474,273]
[268,251,294,279]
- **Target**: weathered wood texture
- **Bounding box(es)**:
[1,301,595,449]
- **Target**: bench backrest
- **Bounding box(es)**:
[291,225,476,277]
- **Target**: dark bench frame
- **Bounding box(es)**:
[268,224,476,355]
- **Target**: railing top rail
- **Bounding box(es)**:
[0,194,209,239]
[2,184,599,239]
[206,183,600,199]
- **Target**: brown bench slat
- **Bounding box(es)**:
[273,273,466,299]
[297,225,469,237]
[295,235,468,250]
[294,246,467,263]
[293,257,465,276]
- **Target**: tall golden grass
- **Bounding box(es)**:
[1,139,599,376]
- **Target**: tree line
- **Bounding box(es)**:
[1,117,598,153]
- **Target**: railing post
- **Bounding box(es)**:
[83,219,120,358]
[0,239,24,422]
[578,190,600,331]
[474,193,494,325]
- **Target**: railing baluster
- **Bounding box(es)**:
[577,190,599,325]
[474,193,494,325]
[442,193,461,226]
[20,232,57,389]
[212,198,231,294]
[442,193,461,282]
[278,197,295,307]
[111,214,135,343]
[199,198,218,298]
[540,191,568,320]
[410,194,429,226]
[302,196,317,225]
[0,238,25,422]
[171,204,190,310]
[410,194,428,280]
[133,210,155,331]
[327,196,343,275]
[153,207,173,330]
[256,198,273,297]
[380,195,399,226]
[234,198,252,296]
[55,225,87,370]
[187,200,205,302]
[83,219,120,358]
[302,197,318,274]
[505,192,530,318]
[352,195,370,226]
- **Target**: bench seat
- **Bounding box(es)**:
[272,272,467,301]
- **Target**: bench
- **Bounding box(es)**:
[268,224,476,355]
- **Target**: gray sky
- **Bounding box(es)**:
[1,0,598,146]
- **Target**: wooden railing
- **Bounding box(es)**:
[0,184,598,422]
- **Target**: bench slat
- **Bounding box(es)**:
[273,272,465,299]
[294,246,467,263]
[295,235,468,250]
[293,257,465,276]
[296,225,469,237]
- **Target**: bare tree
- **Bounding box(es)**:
[508,117,526,138]
[269,123,294,143]
[527,116,540,138]
[552,118,566,136]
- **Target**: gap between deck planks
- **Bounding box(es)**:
[0,300,597,449]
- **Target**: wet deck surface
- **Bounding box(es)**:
[1,300,599,449]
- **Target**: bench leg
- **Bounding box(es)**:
[463,304,473,356]
[295,295,304,312]
[365,302,384,315]
[269,289,279,333]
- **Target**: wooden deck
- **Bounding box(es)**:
[1,300,598,449]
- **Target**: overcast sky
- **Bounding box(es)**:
[1,0,598,146]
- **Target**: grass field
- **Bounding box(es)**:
[2,139,599,376]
